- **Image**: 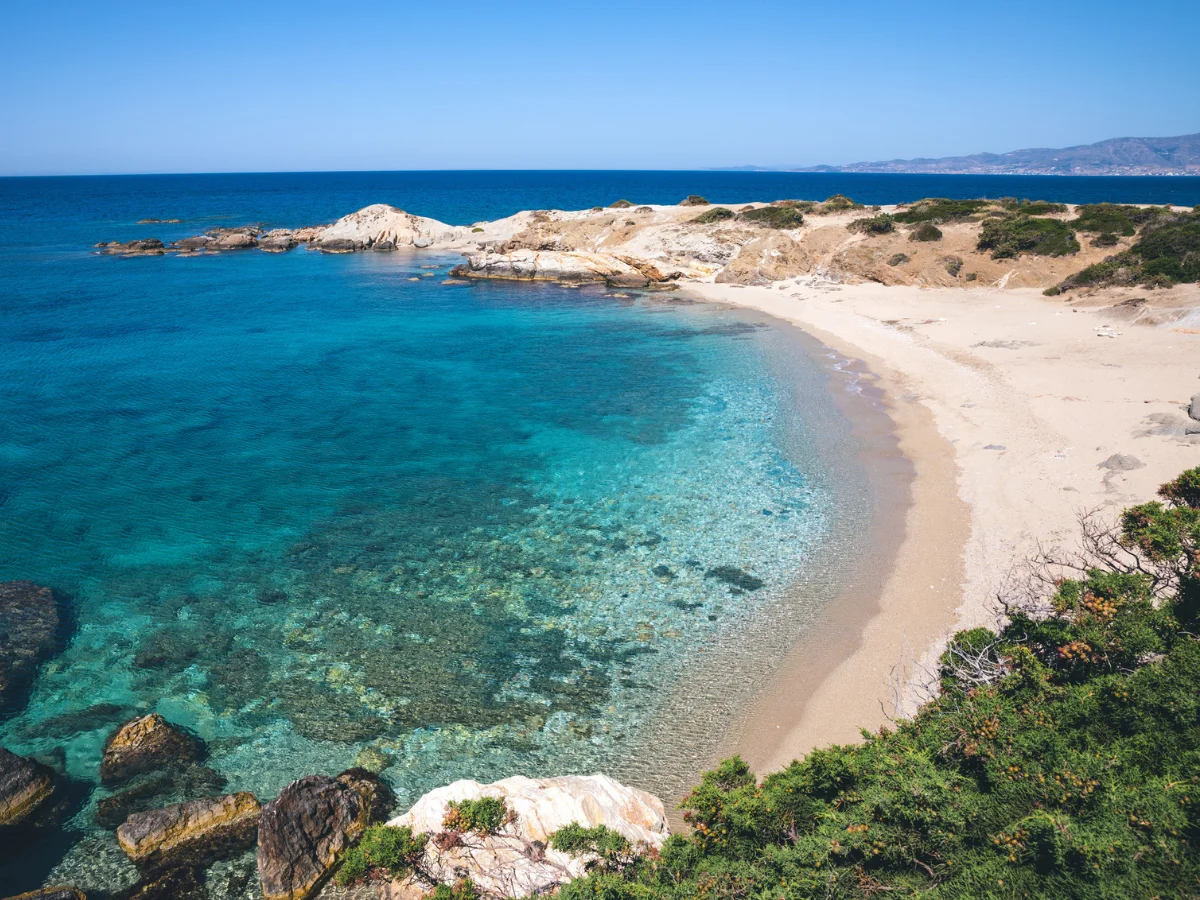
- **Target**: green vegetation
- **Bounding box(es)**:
[998,198,1069,216]
[942,255,963,277]
[887,253,909,267]
[846,214,895,235]
[443,796,510,834]
[691,207,735,224]
[679,195,710,207]
[739,206,805,229]
[1070,203,1166,236]
[977,215,1080,259]
[335,825,427,886]
[1091,232,1120,248]
[892,198,993,224]
[816,194,864,213]
[431,879,481,900]
[772,200,817,212]
[1056,210,1200,291]
[608,200,635,208]
[471,227,484,233]
[551,824,641,875]
[553,467,1200,900]
[909,222,943,242]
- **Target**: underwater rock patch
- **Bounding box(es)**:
[0,581,66,716]
[704,565,766,593]
[0,746,56,827]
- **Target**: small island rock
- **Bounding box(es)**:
[117,791,261,872]
[100,714,203,784]
[257,774,368,900]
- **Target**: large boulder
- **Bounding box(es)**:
[0,747,56,827]
[0,581,64,715]
[117,791,261,872]
[386,774,668,897]
[257,774,369,900]
[100,714,203,784]
[259,231,299,253]
[451,249,658,286]
[208,231,258,251]
[336,767,395,826]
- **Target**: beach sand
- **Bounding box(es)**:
[687,280,1200,774]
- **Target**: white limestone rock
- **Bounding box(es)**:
[385,773,667,898]
[315,204,468,251]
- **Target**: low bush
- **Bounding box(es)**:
[608,199,634,209]
[892,197,992,224]
[691,206,735,224]
[335,826,427,886]
[431,879,481,900]
[1054,210,1200,291]
[679,195,709,206]
[1070,203,1167,236]
[553,467,1200,900]
[471,227,484,233]
[442,796,510,834]
[942,255,963,277]
[887,253,909,266]
[909,221,943,242]
[847,214,895,235]
[1091,232,1119,247]
[977,215,1080,259]
[738,206,805,229]
[771,199,816,212]
[964,271,977,281]
[551,823,641,875]
[813,193,864,214]
[998,198,1069,215]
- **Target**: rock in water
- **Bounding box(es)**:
[336,767,395,826]
[257,774,368,900]
[0,581,63,715]
[115,866,207,900]
[1,888,87,900]
[117,791,261,872]
[100,714,204,784]
[387,774,668,897]
[0,746,56,827]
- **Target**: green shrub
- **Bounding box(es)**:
[846,214,895,235]
[816,193,863,213]
[551,823,640,874]
[942,255,963,277]
[1054,210,1200,291]
[909,221,943,242]
[887,253,909,266]
[471,227,484,233]
[679,195,709,206]
[892,197,992,224]
[335,825,427,886]
[738,206,805,229]
[431,879,481,900]
[442,796,510,834]
[691,206,735,224]
[771,199,816,212]
[998,198,1069,216]
[1070,203,1167,236]
[977,215,1080,259]
[1091,232,1119,247]
[964,271,977,281]
[552,467,1200,900]
[608,199,634,209]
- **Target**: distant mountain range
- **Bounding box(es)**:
[736,133,1200,176]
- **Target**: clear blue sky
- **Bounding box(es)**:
[2,0,1196,175]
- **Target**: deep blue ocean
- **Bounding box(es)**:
[1,171,1195,894]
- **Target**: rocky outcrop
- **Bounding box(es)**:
[336,767,395,826]
[117,791,261,872]
[259,231,300,253]
[0,581,64,715]
[257,774,370,900]
[99,238,166,256]
[1,888,87,900]
[0,746,56,827]
[207,231,258,251]
[100,714,204,784]
[386,774,668,897]
[173,236,211,252]
[715,233,815,286]
[313,204,465,252]
[450,249,662,286]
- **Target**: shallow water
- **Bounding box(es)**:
[0,179,858,891]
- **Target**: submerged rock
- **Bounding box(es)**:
[0,746,56,827]
[387,773,668,897]
[704,565,765,593]
[96,765,228,828]
[2,888,87,900]
[100,714,204,784]
[116,865,207,900]
[257,774,369,900]
[0,581,64,716]
[117,791,261,872]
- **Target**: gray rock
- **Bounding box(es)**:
[173,236,211,252]
[1189,393,1200,422]
[371,240,395,252]
[0,581,63,715]
[413,237,432,249]
[1098,454,1145,471]
[317,239,358,254]
[100,714,204,784]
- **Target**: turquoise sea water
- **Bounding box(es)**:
[2,171,1195,893]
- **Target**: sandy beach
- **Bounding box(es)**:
[686,279,1200,773]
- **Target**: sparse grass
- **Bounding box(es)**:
[771,199,816,212]
[691,207,735,224]
[998,198,1069,215]
[679,195,710,206]
[739,206,805,229]
[977,215,1079,259]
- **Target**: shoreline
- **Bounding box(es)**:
[687,279,1200,771]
